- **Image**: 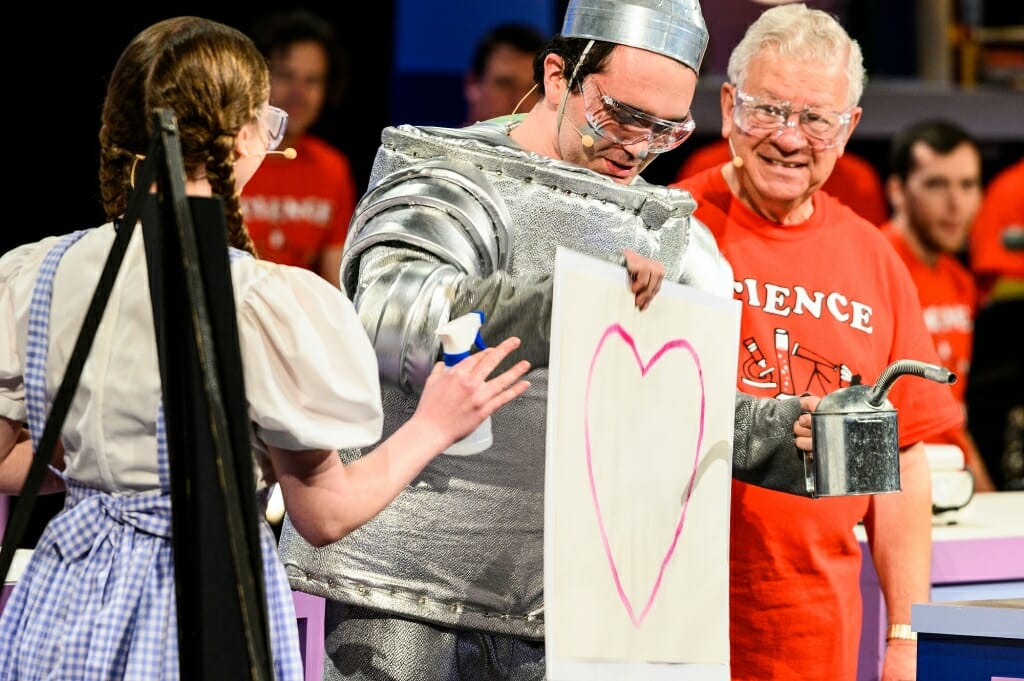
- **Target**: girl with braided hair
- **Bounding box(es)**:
[0,17,529,679]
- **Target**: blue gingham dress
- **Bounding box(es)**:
[0,230,304,680]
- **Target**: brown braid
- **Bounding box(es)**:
[99,17,197,220]
[205,133,259,256]
[145,20,268,255]
[100,16,268,259]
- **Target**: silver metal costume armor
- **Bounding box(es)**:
[340,122,733,394]
[279,119,811,643]
[278,1,810,678]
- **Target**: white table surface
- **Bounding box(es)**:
[854,491,1024,542]
[913,598,1024,639]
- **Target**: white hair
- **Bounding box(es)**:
[726,2,866,107]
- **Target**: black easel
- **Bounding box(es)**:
[0,109,274,680]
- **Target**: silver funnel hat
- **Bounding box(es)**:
[561,0,708,73]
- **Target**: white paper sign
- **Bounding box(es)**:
[545,247,741,681]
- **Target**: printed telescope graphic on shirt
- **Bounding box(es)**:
[741,328,856,397]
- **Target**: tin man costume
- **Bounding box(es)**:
[279,1,809,679]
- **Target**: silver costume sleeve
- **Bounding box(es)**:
[340,159,520,394]
[449,272,553,370]
[732,392,811,496]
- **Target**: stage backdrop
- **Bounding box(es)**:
[545,247,740,680]
[391,0,557,127]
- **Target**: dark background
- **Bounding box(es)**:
[9,2,560,257]
[7,4,392,257]
[6,1,1022,257]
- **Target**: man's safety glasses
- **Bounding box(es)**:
[578,78,695,154]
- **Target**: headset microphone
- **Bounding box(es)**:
[239,147,298,162]
[578,128,595,149]
[728,138,743,168]
[561,114,594,148]
[268,147,297,160]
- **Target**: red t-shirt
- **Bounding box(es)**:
[241,134,357,274]
[969,158,1024,299]
[675,165,962,681]
[881,222,976,404]
[675,139,889,226]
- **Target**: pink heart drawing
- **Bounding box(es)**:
[584,323,705,627]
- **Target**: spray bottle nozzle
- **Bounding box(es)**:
[436,310,494,455]
[437,310,488,366]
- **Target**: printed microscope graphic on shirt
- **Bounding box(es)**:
[741,330,859,396]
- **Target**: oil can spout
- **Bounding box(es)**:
[866,359,957,408]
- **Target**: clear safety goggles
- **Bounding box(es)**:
[579,77,695,154]
[732,88,851,150]
[262,104,288,151]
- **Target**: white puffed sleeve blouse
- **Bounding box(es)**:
[0,223,383,493]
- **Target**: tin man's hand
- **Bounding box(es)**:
[623,248,665,311]
[795,394,821,453]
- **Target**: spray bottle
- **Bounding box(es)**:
[436,310,492,456]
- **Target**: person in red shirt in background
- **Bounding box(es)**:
[969,157,1024,305]
[671,4,962,680]
[881,119,995,491]
[243,10,358,287]
[673,137,888,224]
